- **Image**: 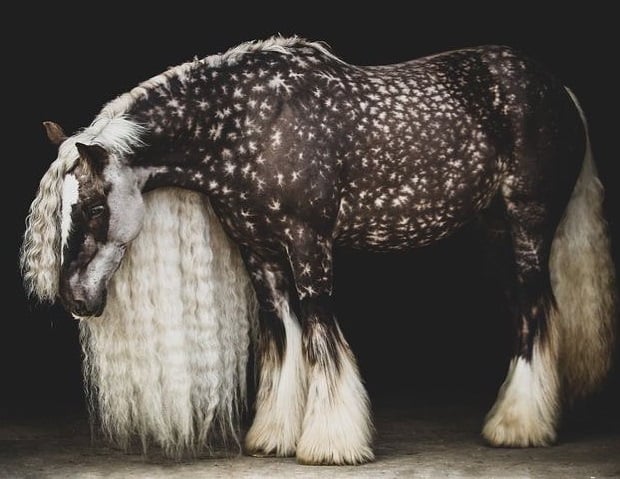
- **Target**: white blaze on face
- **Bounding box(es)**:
[60,174,79,265]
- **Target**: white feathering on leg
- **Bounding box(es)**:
[482,329,560,447]
[296,332,374,465]
[244,295,307,456]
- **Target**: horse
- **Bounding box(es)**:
[20,35,617,465]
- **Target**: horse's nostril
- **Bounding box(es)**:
[73,299,87,315]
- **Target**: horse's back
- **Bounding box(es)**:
[329,45,584,251]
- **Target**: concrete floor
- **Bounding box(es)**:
[1,396,619,478]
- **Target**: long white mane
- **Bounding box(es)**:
[17,37,280,455]
[21,134,257,456]
[81,189,256,455]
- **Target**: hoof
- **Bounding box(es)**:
[296,443,374,465]
[243,428,297,458]
[482,413,556,447]
[244,446,294,458]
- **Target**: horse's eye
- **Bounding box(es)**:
[89,205,105,218]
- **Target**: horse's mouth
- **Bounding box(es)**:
[71,305,104,319]
[65,293,107,319]
[79,310,104,320]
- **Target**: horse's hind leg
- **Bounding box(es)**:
[241,252,307,457]
[285,230,374,465]
[482,194,561,447]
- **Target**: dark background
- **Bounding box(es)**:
[4,5,618,435]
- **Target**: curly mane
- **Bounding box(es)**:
[20,62,258,455]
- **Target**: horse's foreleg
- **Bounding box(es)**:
[286,233,374,465]
[242,254,307,457]
[482,199,560,447]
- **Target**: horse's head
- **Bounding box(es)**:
[45,122,145,317]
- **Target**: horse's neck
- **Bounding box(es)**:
[126,61,243,193]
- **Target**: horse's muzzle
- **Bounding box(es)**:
[60,292,106,318]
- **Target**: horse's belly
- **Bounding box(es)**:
[334,210,464,251]
[333,187,495,252]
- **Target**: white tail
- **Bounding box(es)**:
[549,88,617,400]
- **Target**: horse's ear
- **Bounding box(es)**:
[75,143,108,175]
[42,121,67,145]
